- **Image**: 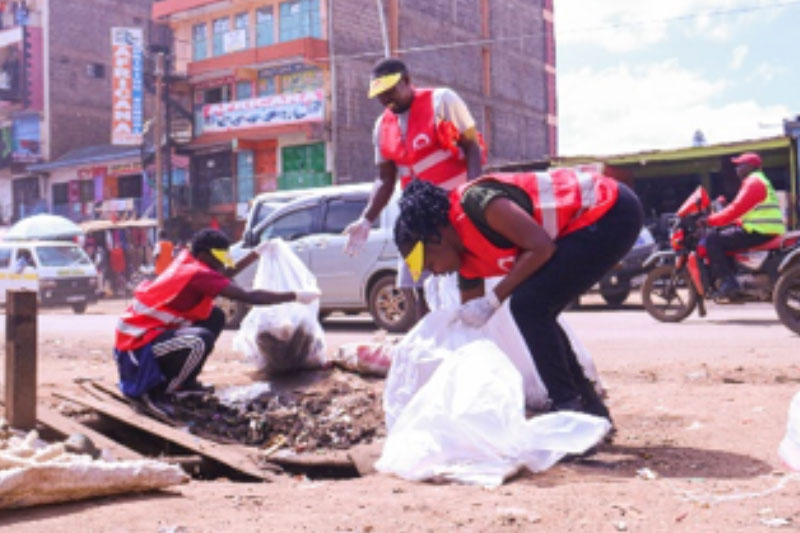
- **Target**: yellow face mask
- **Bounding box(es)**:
[368,72,402,98]
[404,241,425,282]
[210,248,234,268]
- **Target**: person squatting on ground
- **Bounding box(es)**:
[113,229,320,417]
[703,152,786,298]
[394,169,644,419]
[343,57,486,313]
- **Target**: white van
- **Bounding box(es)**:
[0,241,99,313]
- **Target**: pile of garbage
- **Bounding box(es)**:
[171,377,385,452]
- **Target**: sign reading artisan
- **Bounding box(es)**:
[111,27,144,145]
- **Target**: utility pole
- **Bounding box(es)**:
[154,52,165,228]
[375,0,390,58]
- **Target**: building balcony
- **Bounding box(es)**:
[187,37,328,78]
[152,0,228,20]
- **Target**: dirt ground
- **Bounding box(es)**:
[2,297,800,532]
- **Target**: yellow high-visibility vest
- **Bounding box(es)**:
[741,171,786,235]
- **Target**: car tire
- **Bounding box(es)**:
[71,302,87,314]
[369,274,417,333]
[217,297,248,329]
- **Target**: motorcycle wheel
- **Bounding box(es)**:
[641,265,698,322]
[773,264,800,335]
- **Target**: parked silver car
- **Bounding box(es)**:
[218,183,418,332]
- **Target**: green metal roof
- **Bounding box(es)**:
[557,135,792,167]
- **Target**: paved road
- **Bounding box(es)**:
[3,298,795,368]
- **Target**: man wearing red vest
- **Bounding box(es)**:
[114,229,320,417]
[344,58,485,298]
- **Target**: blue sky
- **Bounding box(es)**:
[555,0,799,155]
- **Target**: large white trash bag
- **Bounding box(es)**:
[232,239,327,375]
[779,390,800,470]
[377,311,610,486]
[422,273,601,409]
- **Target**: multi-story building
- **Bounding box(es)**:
[153,0,556,232]
[0,0,162,224]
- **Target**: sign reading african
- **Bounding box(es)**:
[111,27,144,145]
[201,89,324,133]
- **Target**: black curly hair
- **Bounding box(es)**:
[394,180,452,254]
[191,228,231,257]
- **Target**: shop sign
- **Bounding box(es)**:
[12,115,40,163]
[223,29,247,54]
[202,89,324,133]
[101,198,134,212]
[111,27,144,145]
[108,161,142,177]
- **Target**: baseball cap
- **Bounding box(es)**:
[731,152,762,168]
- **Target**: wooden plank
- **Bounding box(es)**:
[54,390,278,481]
[36,406,144,461]
[5,290,37,430]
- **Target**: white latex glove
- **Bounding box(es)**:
[457,290,501,328]
[343,217,371,256]
[295,289,321,304]
[254,239,274,256]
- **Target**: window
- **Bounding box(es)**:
[234,12,250,48]
[279,0,321,42]
[34,246,92,267]
[0,248,11,268]
[256,7,274,46]
[193,23,208,61]
[212,17,230,56]
[203,86,229,104]
[80,180,94,203]
[237,150,254,203]
[236,81,252,100]
[86,63,105,79]
[117,175,142,199]
[322,199,369,233]
[261,206,316,241]
[257,72,276,96]
[52,183,68,205]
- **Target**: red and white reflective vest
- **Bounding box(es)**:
[379,88,481,191]
[449,169,620,279]
[115,250,216,351]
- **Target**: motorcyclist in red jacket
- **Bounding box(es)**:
[704,152,786,297]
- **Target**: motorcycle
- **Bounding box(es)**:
[640,186,800,334]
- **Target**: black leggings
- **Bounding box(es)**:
[151,307,225,394]
[509,184,643,403]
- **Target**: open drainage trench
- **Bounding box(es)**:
[53,379,385,481]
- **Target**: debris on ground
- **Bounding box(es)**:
[332,342,394,377]
[168,375,385,452]
[0,425,186,510]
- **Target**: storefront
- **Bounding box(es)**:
[28,144,190,224]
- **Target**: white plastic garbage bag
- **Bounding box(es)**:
[377,313,610,486]
[779,390,800,470]
[421,273,601,409]
[232,239,327,375]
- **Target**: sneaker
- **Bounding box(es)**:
[140,391,175,419]
[716,276,741,299]
[174,380,215,398]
